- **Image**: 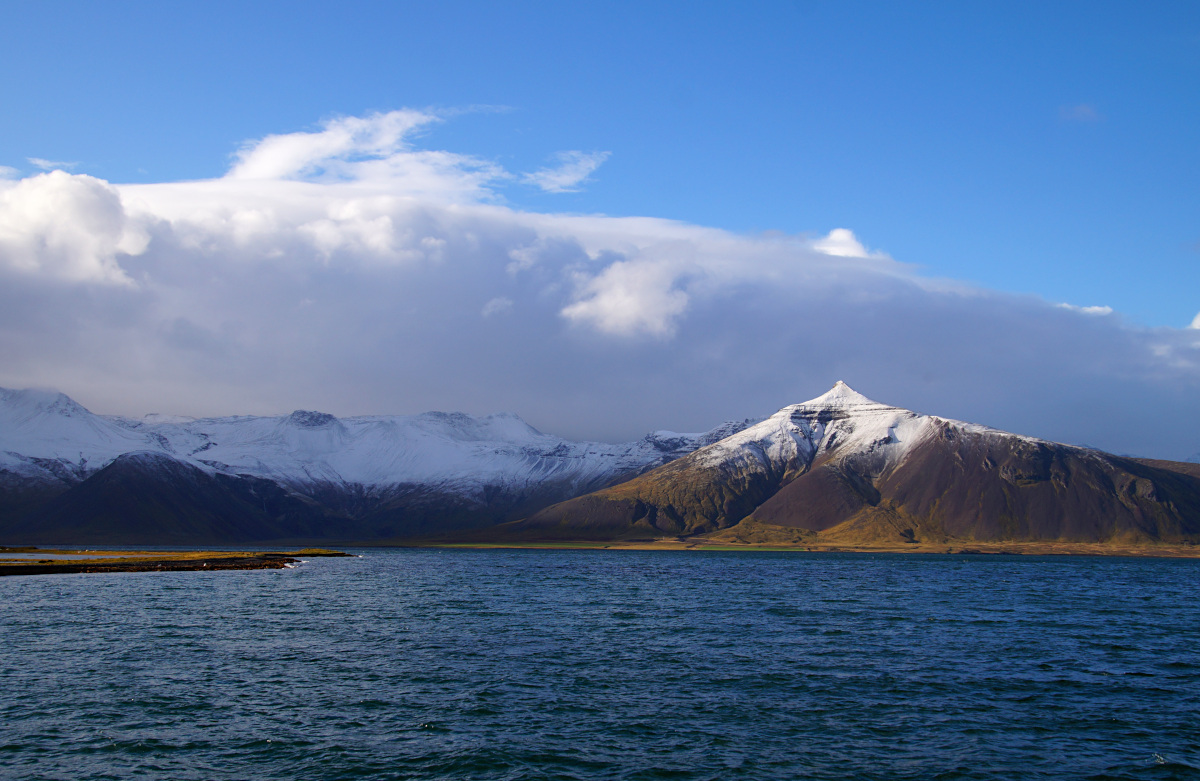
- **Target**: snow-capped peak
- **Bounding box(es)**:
[0,386,157,463]
[691,381,1069,484]
[693,382,926,473]
[796,381,887,409]
[0,387,92,422]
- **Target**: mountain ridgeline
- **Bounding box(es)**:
[504,383,1200,546]
[0,387,752,545]
[1,383,1198,547]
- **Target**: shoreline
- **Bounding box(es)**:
[5,542,1199,571]
[422,539,1200,558]
[0,548,350,577]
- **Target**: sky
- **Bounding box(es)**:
[1,1,1198,459]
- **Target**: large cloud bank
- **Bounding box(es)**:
[2,110,1198,458]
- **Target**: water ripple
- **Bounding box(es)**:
[1,550,1198,779]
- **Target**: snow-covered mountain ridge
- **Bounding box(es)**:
[0,386,752,496]
[7,382,1197,546]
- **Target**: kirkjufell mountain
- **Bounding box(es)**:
[1,383,1198,547]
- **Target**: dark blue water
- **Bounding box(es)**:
[2,550,1199,780]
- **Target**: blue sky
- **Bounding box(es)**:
[5,1,1198,326]
[1,1,1199,457]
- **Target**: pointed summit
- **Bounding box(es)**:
[799,381,881,408]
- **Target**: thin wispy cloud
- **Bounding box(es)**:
[1057,303,1113,316]
[228,111,436,180]
[481,297,513,317]
[1059,104,1102,123]
[523,150,611,193]
[27,157,79,171]
[0,110,1197,459]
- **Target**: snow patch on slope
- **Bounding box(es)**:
[696,381,1053,475]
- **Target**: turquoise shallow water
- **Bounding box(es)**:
[1,549,1199,780]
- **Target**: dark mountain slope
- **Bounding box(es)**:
[1,452,338,546]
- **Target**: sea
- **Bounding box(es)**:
[2,549,1198,780]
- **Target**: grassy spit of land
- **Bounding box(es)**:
[0,547,350,577]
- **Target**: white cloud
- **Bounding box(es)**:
[1058,303,1113,316]
[1,110,1198,460]
[523,151,610,193]
[1190,312,1200,329]
[229,110,435,180]
[562,255,690,337]
[812,227,871,258]
[0,166,19,180]
[27,157,79,171]
[224,111,505,202]
[482,297,514,317]
[0,171,144,285]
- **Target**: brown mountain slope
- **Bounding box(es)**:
[497,383,1200,545]
[1134,459,1200,480]
[748,426,1200,544]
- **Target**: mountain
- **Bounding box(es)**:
[0,387,752,544]
[6,383,1198,548]
[506,382,1200,546]
[18,452,333,546]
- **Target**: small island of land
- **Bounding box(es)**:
[0,547,350,577]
